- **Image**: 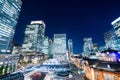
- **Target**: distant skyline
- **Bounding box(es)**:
[14,0,120,53]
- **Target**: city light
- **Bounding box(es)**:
[0,0,120,80]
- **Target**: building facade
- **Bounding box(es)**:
[104,29,119,50]
[68,39,73,60]
[83,38,93,57]
[12,45,22,54]
[53,34,66,60]
[111,17,120,44]
[83,49,120,80]
[84,59,120,80]
[68,39,73,54]
[41,37,49,54]
[99,45,107,52]
[48,39,54,58]
[0,0,22,54]
[0,55,19,76]
[22,20,45,53]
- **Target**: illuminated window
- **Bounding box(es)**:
[104,74,116,80]
[96,72,99,79]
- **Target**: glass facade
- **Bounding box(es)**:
[99,45,107,52]
[0,55,19,75]
[83,38,93,56]
[41,37,49,54]
[111,17,120,50]
[22,21,45,52]
[54,34,66,54]
[0,0,22,54]
[104,29,119,50]
[68,39,73,54]
[48,39,54,56]
[111,17,120,43]
[53,34,66,61]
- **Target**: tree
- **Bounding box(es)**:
[4,64,8,74]
[9,65,13,73]
[0,65,4,76]
[13,64,16,72]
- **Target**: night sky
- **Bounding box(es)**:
[14,0,120,53]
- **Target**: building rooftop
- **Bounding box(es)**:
[85,58,120,72]
[111,17,120,25]
[30,20,46,27]
[85,59,99,66]
[95,61,120,72]
[101,48,118,53]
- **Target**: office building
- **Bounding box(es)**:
[111,17,120,43]
[22,20,45,53]
[41,37,49,54]
[0,55,19,75]
[53,34,66,60]
[48,39,54,57]
[68,39,73,60]
[68,39,73,54]
[0,0,22,54]
[104,29,119,50]
[12,45,22,54]
[83,38,93,57]
[92,43,98,52]
[99,45,107,52]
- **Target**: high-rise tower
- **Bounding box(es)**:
[0,0,22,54]
[104,29,119,50]
[111,17,120,44]
[83,38,93,56]
[68,39,73,54]
[53,34,66,60]
[22,20,46,53]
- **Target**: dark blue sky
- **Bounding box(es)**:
[14,0,120,53]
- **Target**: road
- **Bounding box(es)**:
[23,60,85,80]
[44,72,55,80]
[24,70,38,80]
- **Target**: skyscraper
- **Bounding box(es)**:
[104,29,119,50]
[41,37,49,54]
[83,38,93,57]
[48,39,54,57]
[68,39,73,54]
[0,0,22,54]
[22,20,45,53]
[53,34,66,60]
[92,43,99,52]
[68,39,73,60]
[111,17,120,43]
